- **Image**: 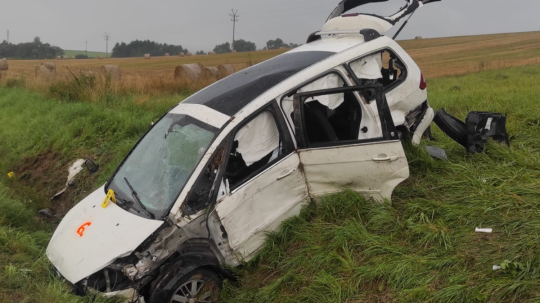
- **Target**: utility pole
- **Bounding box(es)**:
[230,9,239,52]
[103,33,111,57]
[85,41,87,53]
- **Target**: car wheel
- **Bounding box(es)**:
[150,268,223,303]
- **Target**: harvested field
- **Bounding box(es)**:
[1,32,538,99]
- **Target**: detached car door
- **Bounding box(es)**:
[292,84,409,201]
[215,101,309,260]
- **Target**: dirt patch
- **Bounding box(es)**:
[11,151,97,216]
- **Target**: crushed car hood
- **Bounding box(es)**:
[46,186,164,284]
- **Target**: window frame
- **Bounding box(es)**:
[293,84,399,149]
[346,48,408,93]
[225,100,295,193]
[182,100,295,215]
[280,70,350,135]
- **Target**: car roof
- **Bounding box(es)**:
[179,35,368,118]
[181,51,335,117]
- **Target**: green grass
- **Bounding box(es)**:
[0,88,186,302]
[0,64,540,302]
[63,50,109,58]
[0,183,118,303]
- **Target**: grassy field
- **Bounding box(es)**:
[0,31,540,302]
[63,50,109,59]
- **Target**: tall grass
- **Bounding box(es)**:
[0,87,186,301]
[0,68,218,103]
[0,183,117,303]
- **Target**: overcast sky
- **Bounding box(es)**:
[1,0,538,53]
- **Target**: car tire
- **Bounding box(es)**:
[149,267,223,303]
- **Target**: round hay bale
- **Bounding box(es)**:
[41,62,56,72]
[179,52,185,57]
[56,56,61,60]
[35,65,56,80]
[208,51,216,56]
[415,36,423,40]
[71,56,76,59]
[165,53,170,57]
[98,56,104,60]
[0,59,8,71]
[186,52,193,57]
[144,54,151,59]
[205,66,220,78]
[101,65,122,79]
[174,63,206,80]
[217,64,236,78]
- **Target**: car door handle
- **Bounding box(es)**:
[372,155,399,162]
[277,168,297,180]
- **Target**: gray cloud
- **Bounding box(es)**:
[1,0,538,52]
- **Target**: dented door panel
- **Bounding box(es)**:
[215,153,308,260]
[299,140,409,202]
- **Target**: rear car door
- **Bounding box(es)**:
[214,101,308,260]
[293,84,409,201]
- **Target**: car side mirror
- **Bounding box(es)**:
[85,159,99,174]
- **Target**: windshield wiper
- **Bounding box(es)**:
[124,177,155,219]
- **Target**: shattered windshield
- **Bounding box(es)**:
[107,113,219,219]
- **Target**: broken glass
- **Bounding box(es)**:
[107,114,219,219]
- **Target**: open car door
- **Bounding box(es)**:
[293,85,409,201]
[327,0,442,23]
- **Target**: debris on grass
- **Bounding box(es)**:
[38,209,58,218]
[475,227,493,233]
[433,109,510,153]
[493,265,502,271]
[425,146,448,161]
[51,159,85,200]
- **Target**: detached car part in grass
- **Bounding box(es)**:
[47,0,440,302]
[434,109,510,153]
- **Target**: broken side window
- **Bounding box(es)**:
[349,49,407,91]
[183,145,227,215]
[294,85,387,147]
[301,90,362,144]
[281,72,346,129]
[225,110,283,189]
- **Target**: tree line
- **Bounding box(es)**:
[0,36,301,59]
[0,37,64,59]
[111,40,187,58]
[212,38,300,54]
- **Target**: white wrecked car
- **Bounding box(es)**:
[47,0,438,301]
